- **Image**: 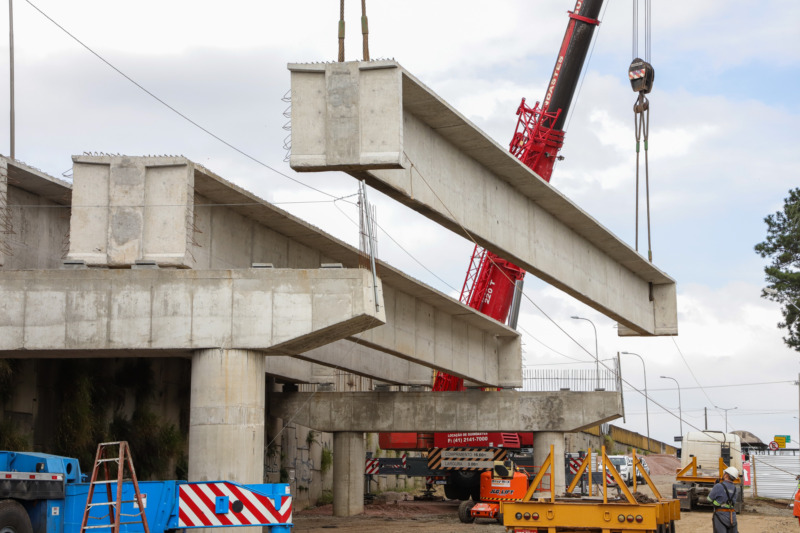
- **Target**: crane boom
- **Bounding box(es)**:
[380,1,606,500]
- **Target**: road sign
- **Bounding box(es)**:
[774,435,789,449]
[769,441,779,451]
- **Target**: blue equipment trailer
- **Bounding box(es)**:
[1,450,292,533]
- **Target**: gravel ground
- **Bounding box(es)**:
[294,470,799,532]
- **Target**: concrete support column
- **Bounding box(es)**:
[189,348,265,483]
[332,432,364,516]
[534,431,566,495]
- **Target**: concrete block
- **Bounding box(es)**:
[289,60,678,336]
[68,156,195,268]
[290,62,403,171]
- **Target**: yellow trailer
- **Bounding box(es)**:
[501,446,680,533]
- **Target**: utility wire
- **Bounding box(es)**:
[23,0,340,201]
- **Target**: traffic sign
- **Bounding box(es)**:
[774,435,789,449]
[769,441,779,451]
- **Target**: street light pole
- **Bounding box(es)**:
[622,351,650,452]
[660,375,683,439]
[714,405,738,433]
[571,315,600,390]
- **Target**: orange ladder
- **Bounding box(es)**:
[79,441,150,533]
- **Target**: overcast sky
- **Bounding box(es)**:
[2,0,799,449]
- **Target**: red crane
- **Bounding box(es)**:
[380,0,606,500]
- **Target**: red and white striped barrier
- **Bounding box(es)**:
[365,459,380,475]
[178,482,292,528]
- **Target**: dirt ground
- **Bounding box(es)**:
[294,468,799,532]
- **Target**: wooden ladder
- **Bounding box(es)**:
[79,441,150,533]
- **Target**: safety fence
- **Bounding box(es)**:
[521,367,619,392]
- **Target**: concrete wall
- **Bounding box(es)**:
[1,162,70,270]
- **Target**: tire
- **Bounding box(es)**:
[444,483,460,501]
[669,519,677,532]
[469,483,481,502]
[0,500,33,533]
[496,512,504,525]
[458,500,476,524]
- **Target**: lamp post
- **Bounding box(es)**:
[660,375,683,440]
[621,351,650,451]
[714,405,737,434]
[571,315,600,390]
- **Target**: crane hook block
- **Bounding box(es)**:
[628,58,655,94]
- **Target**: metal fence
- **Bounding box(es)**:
[751,452,800,499]
[521,366,619,392]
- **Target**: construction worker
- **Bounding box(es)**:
[708,466,740,533]
[793,475,800,526]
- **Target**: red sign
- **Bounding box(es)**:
[742,462,752,487]
[433,432,520,448]
[769,441,780,451]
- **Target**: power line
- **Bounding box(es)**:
[23,0,340,201]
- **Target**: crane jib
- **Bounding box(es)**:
[543,0,604,132]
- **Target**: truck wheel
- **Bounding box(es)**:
[0,500,33,533]
[458,500,476,523]
[496,512,504,525]
[444,483,460,500]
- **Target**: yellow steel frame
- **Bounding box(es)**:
[675,456,741,485]
[503,446,681,533]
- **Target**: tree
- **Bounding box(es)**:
[755,187,800,351]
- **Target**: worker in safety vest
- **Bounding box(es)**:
[708,466,740,533]
[793,475,800,526]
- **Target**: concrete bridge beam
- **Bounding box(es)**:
[269,390,622,433]
[288,60,678,337]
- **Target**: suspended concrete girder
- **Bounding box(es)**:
[288,60,677,337]
[0,268,384,355]
[269,390,622,433]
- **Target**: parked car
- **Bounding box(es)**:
[636,457,651,482]
[608,455,633,484]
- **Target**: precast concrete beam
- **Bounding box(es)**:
[348,283,522,388]
[288,61,678,337]
[301,340,433,386]
[269,390,621,433]
[0,268,384,356]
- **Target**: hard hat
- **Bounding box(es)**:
[724,467,739,480]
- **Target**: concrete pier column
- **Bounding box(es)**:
[189,348,265,483]
[534,432,566,495]
[333,432,365,516]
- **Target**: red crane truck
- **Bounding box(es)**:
[376,0,606,501]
